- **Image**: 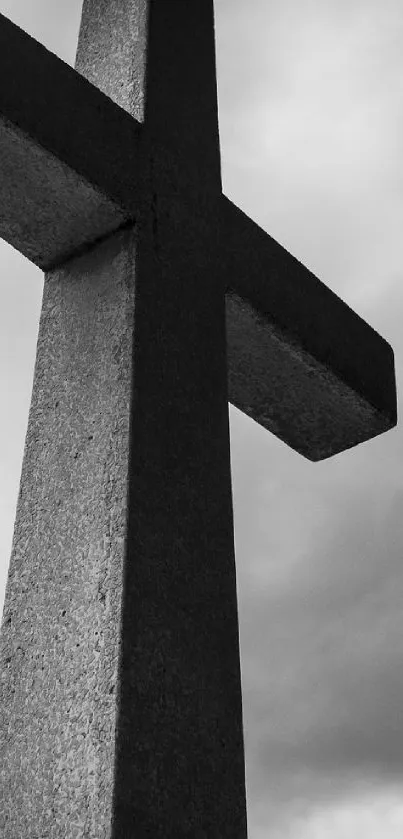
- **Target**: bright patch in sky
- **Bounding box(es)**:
[1,1,403,836]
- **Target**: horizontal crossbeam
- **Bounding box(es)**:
[221,199,396,460]
[0,14,397,460]
[0,13,142,268]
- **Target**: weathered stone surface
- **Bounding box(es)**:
[1,210,248,837]
[0,0,398,836]
[1,230,133,838]
[75,0,223,204]
[0,11,396,460]
[222,198,397,460]
[0,117,129,270]
[226,291,393,460]
[0,2,248,837]
[0,13,142,268]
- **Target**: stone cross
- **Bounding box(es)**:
[0,2,396,837]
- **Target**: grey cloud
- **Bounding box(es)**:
[233,417,403,829]
[216,0,403,322]
[1,1,403,836]
[230,285,403,833]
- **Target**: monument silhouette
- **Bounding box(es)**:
[0,2,396,836]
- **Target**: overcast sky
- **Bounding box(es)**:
[1,1,403,837]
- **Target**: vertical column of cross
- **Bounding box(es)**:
[0,4,149,838]
[76,1,248,836]
[0,1,248,836]
[75,0,148,120]
[75,0,222,195]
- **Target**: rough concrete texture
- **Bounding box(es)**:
[0,208,248,839]
[1,229,134,838]
[226,291,393,460]
[0,209,246,839]
[75,0,222,193]
[0,118,129,270]
[111,195,247,839]
[0,9,395,452]
[221,197,397,460]
[1,1,248,837]
[75,0,149,119]
[0,12,142,267]
[0,0,397,836]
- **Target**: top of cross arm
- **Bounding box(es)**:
[0,12,397,461]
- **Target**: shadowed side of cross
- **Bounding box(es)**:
[0,2,396,462]
[0,2,398,837]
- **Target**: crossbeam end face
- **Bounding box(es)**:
[222,198,397,461]
[226,291,396,461]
